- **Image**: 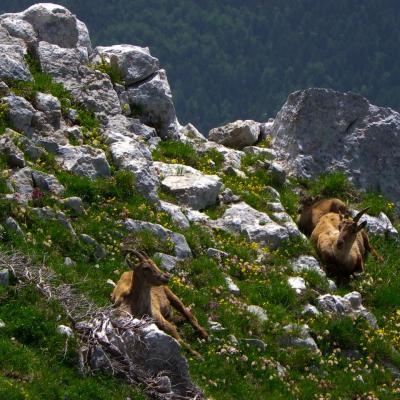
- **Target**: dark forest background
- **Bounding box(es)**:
[1,0,400,133]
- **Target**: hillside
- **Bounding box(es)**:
[1,3,400,400]
[1,0,400,133]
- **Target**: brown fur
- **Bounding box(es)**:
[111,251,208,358]
[297,197,349,236]
[310,210,382,278]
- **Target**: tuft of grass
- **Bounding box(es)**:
[360,192,396,220]
[152,140,224,173]
[307,172,354,199]
[0,285,147,400]
[0,102,9,134]
[92,57,123,84]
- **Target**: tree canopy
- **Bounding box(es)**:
[2,0,400,133]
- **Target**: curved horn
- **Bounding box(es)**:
[353,207,370,223]
[139,250,149,259]
[125,254,136,269]
[126,249,147,262]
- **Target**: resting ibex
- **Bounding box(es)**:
[310,208,382,278]
[297,196,349,236]
[111,250,208,357]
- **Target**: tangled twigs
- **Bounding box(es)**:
[0,250,204,400]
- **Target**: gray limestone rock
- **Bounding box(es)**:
[0,132,25,168]
[271,88,400,209]
[291,255,326,277]
[247,305,268,323]
[159,201,190,230]
[31,169,65,195]
[123,219,192,260]
[3,95,35,134]
[351,210,398,238]
[62,197,85,215]
[125,69,177,138]
[22,3,79,48]
[0,44,32,81]
[154,252,178,272]
[213,202,294,249]
[31,207,76,238]
[93,44,159,85]
[280,324,319,353]
[161,173,222,211]
[56,145,111,179]
[209,120,260,149]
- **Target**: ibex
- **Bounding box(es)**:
[297,196,349,236]
[310,208,382,278]
[111,250,208,358]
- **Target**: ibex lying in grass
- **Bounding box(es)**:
[310,208,382,278]
[111,250,208,358]
[297,196,349,236]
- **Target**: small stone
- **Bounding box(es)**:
[302,304,320,317]
[219,188,241,204]
[208,319,225,331]
[247,305,268,322]
[63,197,85,215]
[57,325,74,338]
[225,276,240,295]
[64,257,76,267]
[228,334,239,345]
[328,279,337,292]
[0,320,5,328]
[288,277,307,294]
[206,248,229,261]
[5,217,24,238]
[0,269,9,286]
[264,186,281,200]
[343,291,363,310]
[291,255,326,277]
[223,166,247,179]
[107,279,116,287]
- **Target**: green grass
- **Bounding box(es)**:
[0,102,9,135]
[1,73,400,398]
[92,57,123,84]
[305,171,355,200]
[152,140,224,173]
[0,285,146,400]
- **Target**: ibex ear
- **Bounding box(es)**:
[357,221,368,232]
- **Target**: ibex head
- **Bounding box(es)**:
[125,250,171,286]
[336,208,369,249]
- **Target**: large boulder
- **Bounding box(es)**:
[271,88,400,209]
[37,41,121,116]
[21,3,80,48]
[161,174,222,211]
[154,162,222,210]
[125,69,177,138]
[103,129,159,202]
[213,202,299,249]
[0,16,37,49]
[123,219,192,259]
[208,120,261,149]
[0,44,32,81]
[56,145,111,179]
[92,44,159,85]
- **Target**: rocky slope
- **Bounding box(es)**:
[0,3,400,400]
